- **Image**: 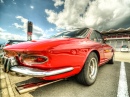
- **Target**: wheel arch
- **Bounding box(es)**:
[82,49,100,69]
[92,50,100,64]
[76,50,100,85]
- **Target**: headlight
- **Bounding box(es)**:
[20,54,48,66]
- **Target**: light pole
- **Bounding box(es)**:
[27,21,33,41]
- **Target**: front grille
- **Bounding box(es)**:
[1,56,18,72]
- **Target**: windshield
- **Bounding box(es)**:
[50,28,88,39]
[122,45,128,48]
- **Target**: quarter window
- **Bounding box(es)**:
[90,30,103,43]
[95,31,103,43]
[90,32,98,42]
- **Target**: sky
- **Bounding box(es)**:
[0,0,130,43]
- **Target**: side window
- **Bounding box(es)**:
[12,42,16,44]
[12,42,19,44]
[90,32,98,42]
[95,31,103,43]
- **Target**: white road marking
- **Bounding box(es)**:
[117,62,129,97]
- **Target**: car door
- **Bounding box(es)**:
[90,30,105,65]
[95,31,113,62]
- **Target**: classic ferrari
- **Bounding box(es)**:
[1,27,114,93]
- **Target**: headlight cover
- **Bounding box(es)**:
[20,54,48,66]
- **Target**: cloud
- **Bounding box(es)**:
[53,0,64,7]
[12,23,23,29]
[45,0,90,30]
[0,27,26,43]
[30,5,34,9]
[0,0,4,3]
[46,28,55,32]
[14,16,28,32]
[33,25,45,38]
[13,16,45,39]
[0,27,6,32]
[45,0,130,31]
[0,32,26,40]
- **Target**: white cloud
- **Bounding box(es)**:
[12,23,23,29]
[14,16,28,32]
[45,0,90,30]
[0,27,26,43]
[0,0,4,3]
[45,0,130,30]
[30,5,34,9]
[49,28,54,32]
[46,28,54,32]
[53,0,64,7]
[0,32,26,41]
[0,27,6,32]
[13,16,45,39]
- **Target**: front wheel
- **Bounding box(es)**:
[76,52,98,86]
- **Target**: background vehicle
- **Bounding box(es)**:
[0,40,26,57]
[1,28,114,93]
[120,45,129,52]
[5,40,26,46]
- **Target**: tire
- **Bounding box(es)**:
[107,56,114,64]
[76,52,98,86]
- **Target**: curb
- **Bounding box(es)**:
[5,73,15,97]
[0,64,15,97]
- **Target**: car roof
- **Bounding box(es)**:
[74,27,101,33]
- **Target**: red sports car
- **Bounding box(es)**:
[1,27,114,88]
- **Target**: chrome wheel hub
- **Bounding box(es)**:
[88,58,97,80]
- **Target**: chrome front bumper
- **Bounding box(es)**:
[0,55,18,72]
[0,55,74,77]
[10,66,74,77]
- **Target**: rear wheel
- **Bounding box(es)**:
[76,52,98,86]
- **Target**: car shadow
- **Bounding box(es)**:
[14,76,81,96]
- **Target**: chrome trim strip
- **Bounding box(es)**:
[10,66,74,77]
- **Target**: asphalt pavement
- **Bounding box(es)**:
[29,61,122,97]
[125,62,130,96]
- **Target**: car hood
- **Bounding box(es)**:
[4,38,83,51]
